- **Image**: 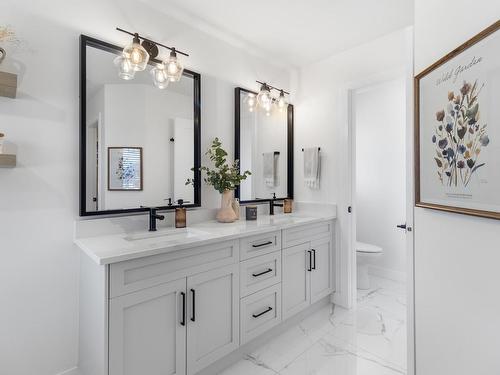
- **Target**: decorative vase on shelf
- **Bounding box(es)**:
[216,190,238,223]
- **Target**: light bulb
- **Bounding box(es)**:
[257,83,272,107]
[277,90,288,112]
[114,55,135,80]
[130,49,142,64]
[122,34,149,72]
[167,60,178,75]
[164,49,184,82]
[151,63,169,89]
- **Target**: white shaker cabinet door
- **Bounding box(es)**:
[186,264,239,375]
[282,242,311,320]
[109,278,187,375]
[310,237,333,304]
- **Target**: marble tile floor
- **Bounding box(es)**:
[219,276,407,375]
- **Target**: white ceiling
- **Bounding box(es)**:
[142,0,413,67]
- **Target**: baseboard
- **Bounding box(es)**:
[55,367,78,375]
[368,265,406,283]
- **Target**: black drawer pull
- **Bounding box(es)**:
[252,306,273,318]
[190,289,196,322]
[252,241,273,248]
[180,292,186,326]
[252,268,273,277]
[311,249,316,270]
[307,250,312,271]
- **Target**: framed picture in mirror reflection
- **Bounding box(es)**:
[107,147,143,191]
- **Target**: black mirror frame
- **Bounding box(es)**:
[234,87,294,204]
[79,35,201,216]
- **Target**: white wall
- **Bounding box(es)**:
[354,79,406,277]
[414,1,500,374]
[0,1,290,374]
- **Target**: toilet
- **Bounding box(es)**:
[356,241,383,290]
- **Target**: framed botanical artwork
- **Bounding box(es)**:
[415,20,500,220]
[107,147,143,191]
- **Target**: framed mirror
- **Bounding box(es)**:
[234,87,294,203]
[79,35,201,216]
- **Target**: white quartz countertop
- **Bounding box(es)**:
[75,213,336,265]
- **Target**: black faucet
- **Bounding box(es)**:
[142,206,165,231]
[269,193,283,215]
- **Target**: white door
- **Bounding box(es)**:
[86,124,98,211]
[310,237,333,304]
[282,243,311,320]
[109,278,187,375]
[186,264,239,375]
[173,118,195,203]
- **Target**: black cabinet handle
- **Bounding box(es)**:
[180,292,186,326]
[252,241,273,248]
[190,289,196,322]
[252,306,273,318]
[311,249,316,270]
[252,268,273,277]
[307,250,312,271]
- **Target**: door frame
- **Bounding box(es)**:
[342,27,416,375]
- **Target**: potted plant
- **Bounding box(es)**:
[186,138,251,223]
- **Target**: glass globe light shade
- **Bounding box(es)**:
[114,55,135,80]
[122,35,149,72]
[277,90,288,112]
[257,83,272,109]
[164,50,184,82]
[151,63,169,89]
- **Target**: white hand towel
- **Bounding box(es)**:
[263,152,277,187]
[304,147,320,189]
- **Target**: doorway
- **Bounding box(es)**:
[352,79,407,286]
[346,77,412,374]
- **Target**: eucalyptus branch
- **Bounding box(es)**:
[186,138,251,194]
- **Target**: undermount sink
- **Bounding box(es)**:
[124,228,209,242]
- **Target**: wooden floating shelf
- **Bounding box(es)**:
[0,153,16,168]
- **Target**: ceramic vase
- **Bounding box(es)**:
[216,190,238,223]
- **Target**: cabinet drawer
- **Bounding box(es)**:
[282,220,333,248]
[240,284,281,345]
[240,231,281,260]
[110,240,239,298]
[240,251,281,297]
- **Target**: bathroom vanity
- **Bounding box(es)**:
[76,213,336,375]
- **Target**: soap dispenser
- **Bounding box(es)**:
[175,199,188,228]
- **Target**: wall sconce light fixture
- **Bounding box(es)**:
[115,28,189,89]
[253,81,290,115]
